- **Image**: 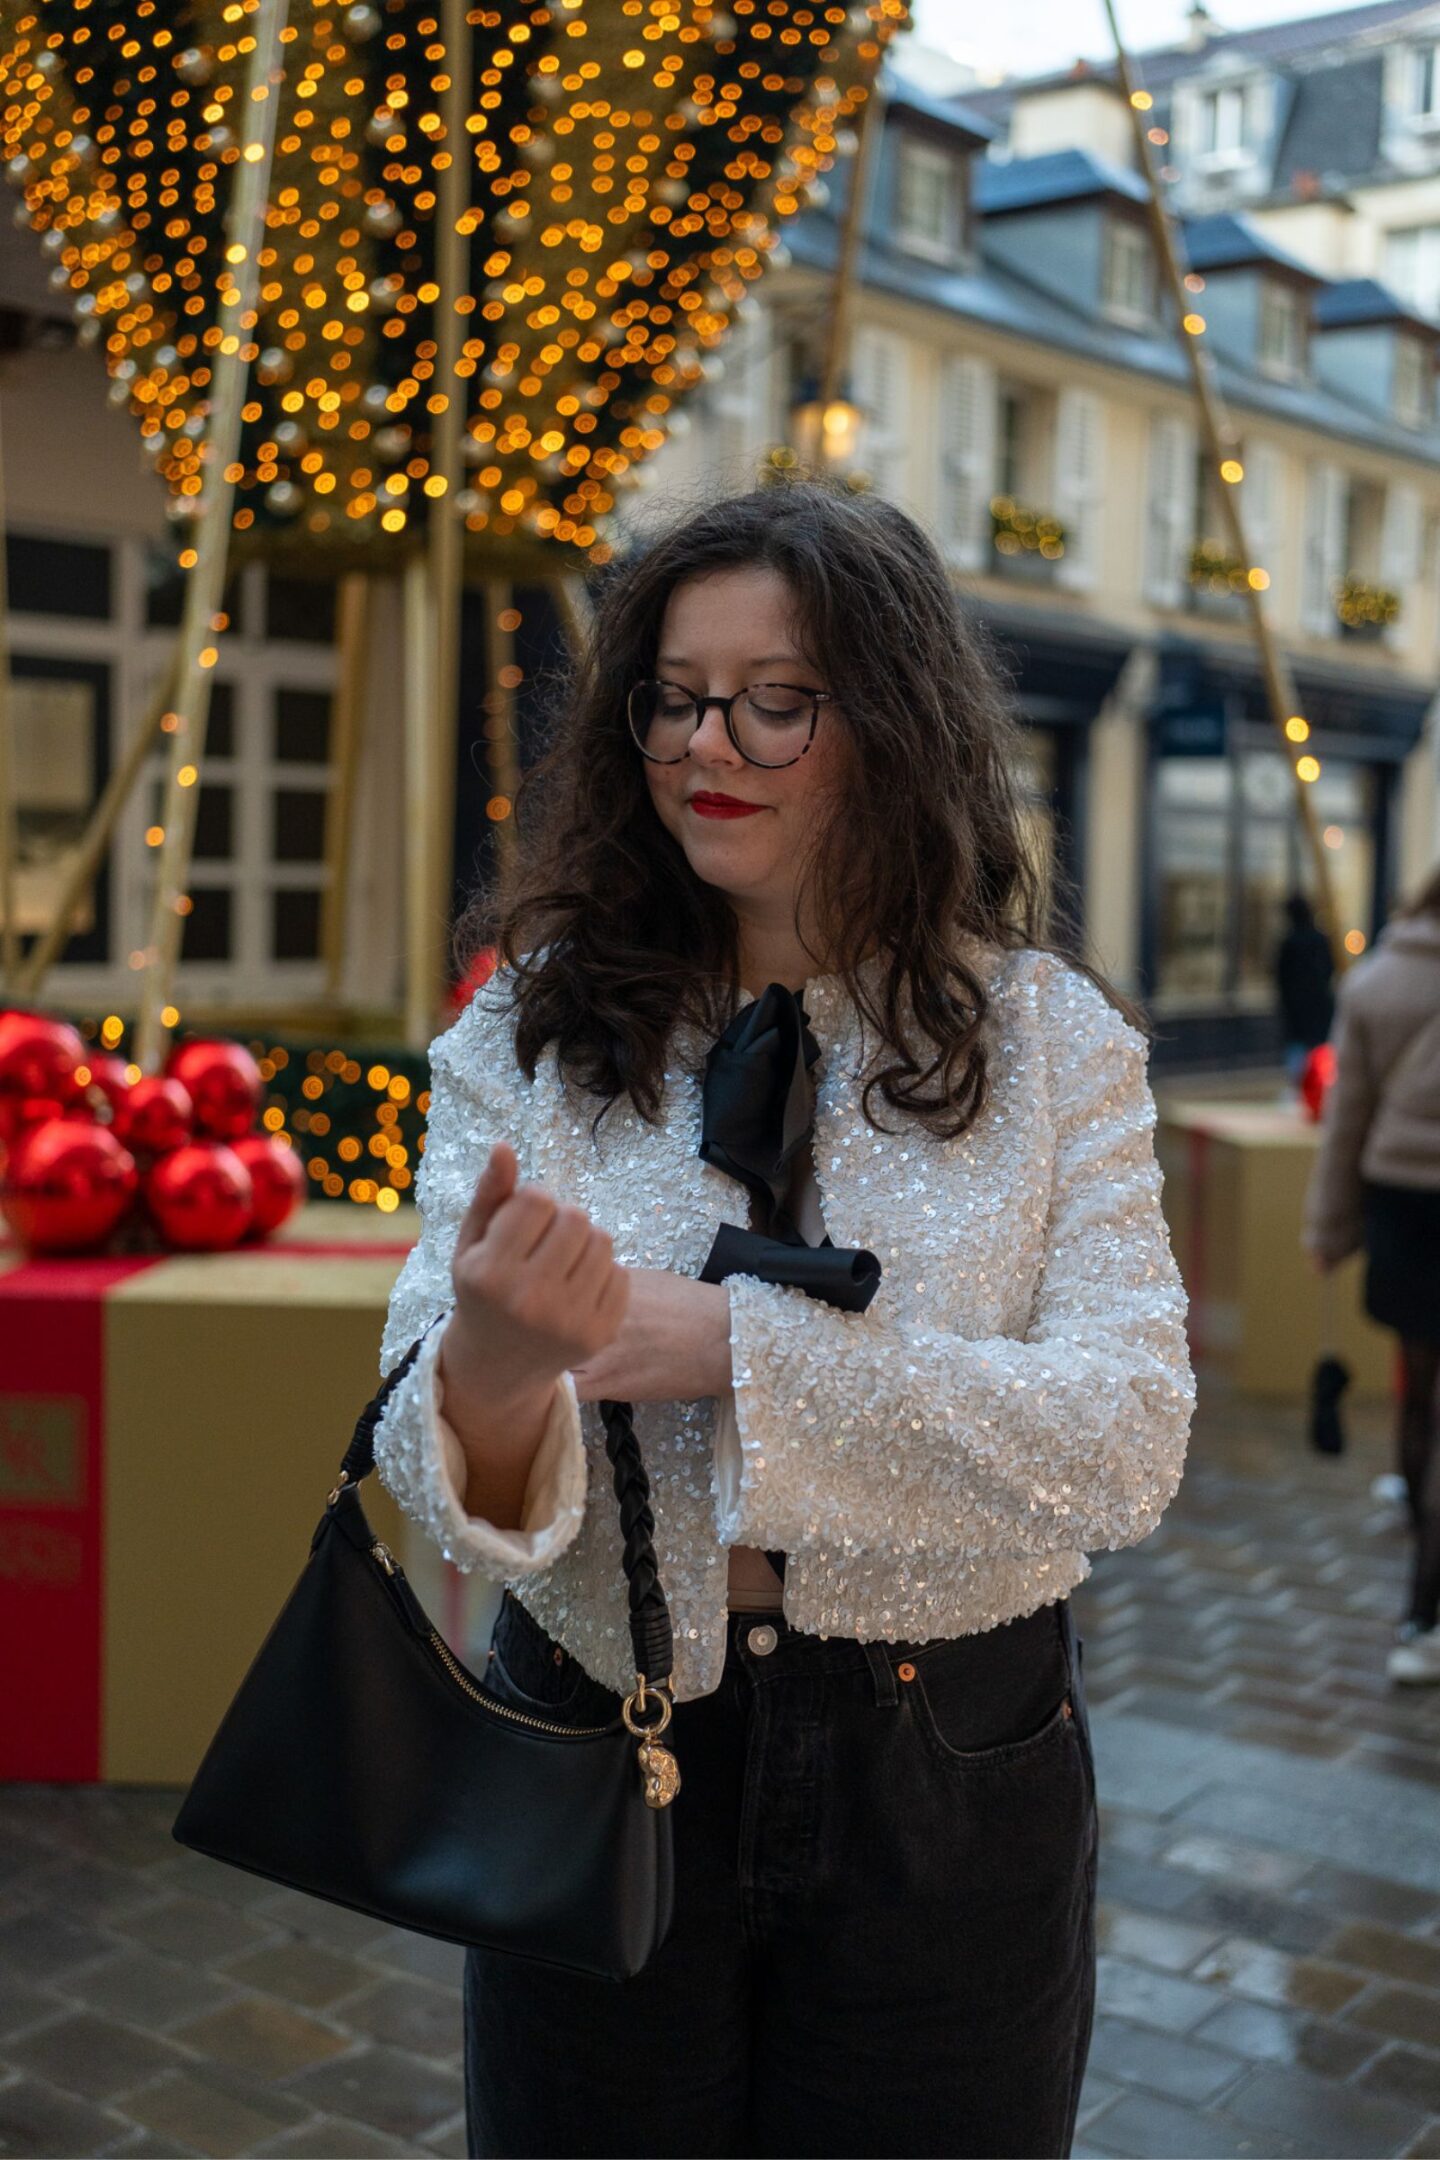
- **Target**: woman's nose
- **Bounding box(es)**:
[690,702,743,763]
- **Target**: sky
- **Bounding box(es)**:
[907,0,1382,81]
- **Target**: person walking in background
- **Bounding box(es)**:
[1276,891,1336,1090]
[1304,867,1440,1685]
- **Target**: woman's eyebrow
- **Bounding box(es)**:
[657,654,804,669]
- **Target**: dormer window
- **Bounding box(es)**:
[1195,81,1260,164]
[1394,333,1434,427]
[1258,281,1306,377]
[1385,223,1440,319]
[897,136,966,263]
[1102,218,1154,323]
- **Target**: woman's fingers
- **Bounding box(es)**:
[453,1140,518,1256]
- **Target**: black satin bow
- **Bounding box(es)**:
[696,981,882,1314]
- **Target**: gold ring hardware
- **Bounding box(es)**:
[326,1470,351,1507]
[620,1681,674,1738]
[371,1542,398,1576]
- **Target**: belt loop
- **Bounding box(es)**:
[862,1640,899,1707]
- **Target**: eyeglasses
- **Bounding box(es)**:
[626,679,834,769]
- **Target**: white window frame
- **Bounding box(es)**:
[133,560,338,1009]
[1101,218,1153,324]
[1193,81,1257,169]
[1393,333,1434,428]
[1383,224,1440,321]
[896,136,964,264]
[1406,41,1440,122]
[1258,281,1306,379]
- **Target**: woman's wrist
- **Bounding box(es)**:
[707,1283,735,1397]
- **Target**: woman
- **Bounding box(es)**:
[1305,866,1440,1686]
[374,480,1194,2159]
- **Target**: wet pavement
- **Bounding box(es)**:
[1,1383,1438,2159]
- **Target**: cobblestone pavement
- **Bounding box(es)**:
[1,1384,1438,2160]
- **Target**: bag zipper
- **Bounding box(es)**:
[369,1542,618,1738]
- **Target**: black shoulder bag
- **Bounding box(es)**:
[172,981,880,1985]
[172,1346,681,1983]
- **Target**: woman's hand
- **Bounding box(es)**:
[443,1141,630,1417]
[570,1269,734,1404]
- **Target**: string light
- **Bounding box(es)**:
[1296,753,1321,782]
[1344,929,1366,954]
[1182,312,1206,335]
[1285,715,1310,742]
[0,0,903,568]
[1323,825,1345,849]
[1219,458,1243,482]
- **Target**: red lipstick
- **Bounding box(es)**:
[689,792,765,819]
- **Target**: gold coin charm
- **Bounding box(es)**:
[637,1738,681,1809]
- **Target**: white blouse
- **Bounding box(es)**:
[375,945,1195,1703]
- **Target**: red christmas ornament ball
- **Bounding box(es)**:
[83,1051,136,1122]
[113,1074,193,1157]
[0,1012,89,1143]
[145,1142,254,1252]
[1,1118,139,1254]
[231,1133,307,1238]
[165,1039,264,1141]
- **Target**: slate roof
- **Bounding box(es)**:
[1182,211,1325,279]
[973,147,1149,214]
[783,203,1440,468]
[960,1,1434,116]
[1314,276,1440,335]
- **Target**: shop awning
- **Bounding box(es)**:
[1152,634,1434,763]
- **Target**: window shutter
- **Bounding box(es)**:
[1054,386,1105,591]
[1301,462,1347,634]
[852,324,908,503]
[1144,412,1197,607]
[938,352,996,570]
[1380,480,1424,648]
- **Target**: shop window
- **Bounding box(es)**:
[274,686,331,763]
[1155,757,1232,1005]
[272,887,322,961]
[181,886,233,963]
[273,787,327,864]
[144,542,240,630]
[265,571,337,645]
[7,533,111,620]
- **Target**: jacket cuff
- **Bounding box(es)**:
[424,1325,587,1571]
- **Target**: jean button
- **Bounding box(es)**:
[748,1623,778,1656]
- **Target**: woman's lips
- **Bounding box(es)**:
[688,796,765,819]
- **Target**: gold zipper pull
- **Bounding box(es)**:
[372,1542,398,1575]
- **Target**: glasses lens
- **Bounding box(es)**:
[629,680,694,761]
[732,685,815,768]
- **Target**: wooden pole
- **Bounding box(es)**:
[133,0,291,1072]
[549,574,594,660]
[484,581,522,894]
[319,571,369,1001]
[0,397,17,990]
[819,66,884,409]
[1100,0,1348,973]
[18,659,179,1000]
[402,549,438,1050]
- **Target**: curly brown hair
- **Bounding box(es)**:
[454,475,1136,1144]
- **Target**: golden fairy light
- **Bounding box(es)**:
[0,0,907,568]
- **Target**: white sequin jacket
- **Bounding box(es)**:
[374,946,1195,1702]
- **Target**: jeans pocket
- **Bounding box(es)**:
[907,1611,1075,1768]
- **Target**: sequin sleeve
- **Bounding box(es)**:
[715,956,1194,1560]
[371,985,588,1576]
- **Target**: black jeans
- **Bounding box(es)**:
[465,1587,1099,2160]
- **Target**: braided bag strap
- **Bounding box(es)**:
[600,1397,675,1690]
[335,1335,675,1690]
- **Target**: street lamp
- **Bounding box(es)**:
[789,372,863,473]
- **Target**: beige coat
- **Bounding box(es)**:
[1304,910,1440,1264]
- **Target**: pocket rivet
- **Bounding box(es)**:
[897,1662,916,1682]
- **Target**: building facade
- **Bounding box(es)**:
[2,10,1438,1070]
